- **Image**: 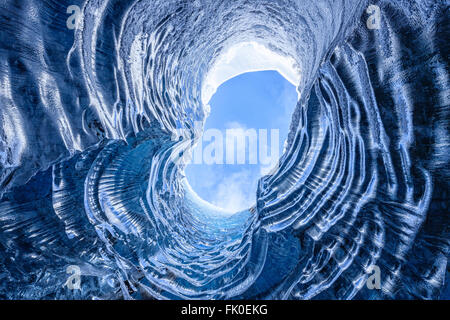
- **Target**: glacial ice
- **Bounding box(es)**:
[201,41,301,104]
[0,0,448,299]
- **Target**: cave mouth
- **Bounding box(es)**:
[184,67,298,213]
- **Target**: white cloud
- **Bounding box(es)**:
[208,169,256,212]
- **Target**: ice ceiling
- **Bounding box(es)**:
[202,41,300,104]
[0,0,448,299]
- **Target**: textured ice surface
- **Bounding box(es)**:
[0,0,448,299]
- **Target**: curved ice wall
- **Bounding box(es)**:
[0,0,448,299]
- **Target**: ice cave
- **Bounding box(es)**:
[0,0,448,300]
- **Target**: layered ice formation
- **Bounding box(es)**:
[0,0,448,299]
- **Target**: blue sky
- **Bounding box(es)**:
[185,70,297,212]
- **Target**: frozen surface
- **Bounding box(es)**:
[0,0,448,299]
[202,41,300,104]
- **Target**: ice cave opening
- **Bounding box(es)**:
[184,42,300,213]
